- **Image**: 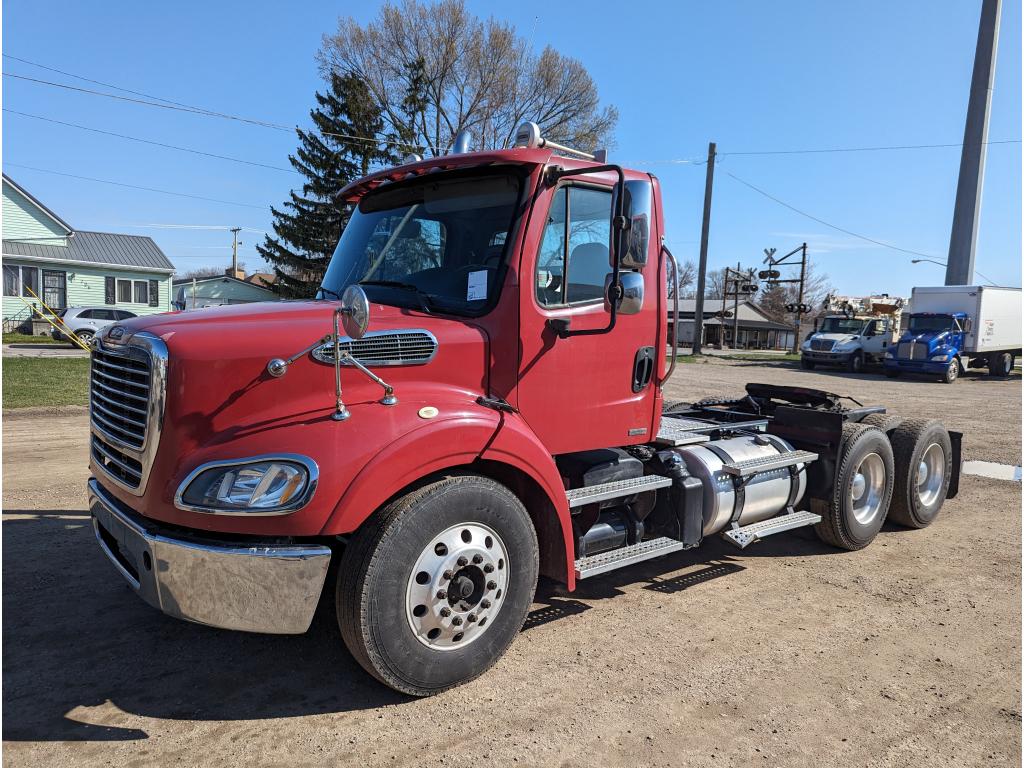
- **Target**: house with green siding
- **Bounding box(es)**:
[2,174,174,332]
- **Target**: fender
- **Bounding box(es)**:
[480,411,576,590]
[320,411,501,536]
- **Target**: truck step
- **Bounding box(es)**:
[565,475,673,508]
[575,537,687,579]
[655,416,715,446]
[722,509,822,549]
[721,450,819,478]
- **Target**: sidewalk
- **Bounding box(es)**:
[2,343,89,358]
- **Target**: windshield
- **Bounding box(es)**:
[818,317,866,334]
[908,314,956,334]
[320,171,522,316]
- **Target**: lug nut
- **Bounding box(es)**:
[457,556,468,567]
[452,616,463,626]
[440,607,451,617]
[483,564,494,573]
[481,599,491,609]
[468,614,477,623]
[486,580,497,591]
[442,570,453,580]
[436,590,447,600]
[472,554,483,564]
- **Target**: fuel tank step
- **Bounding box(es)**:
[654,417,714,446]
[574,537,687,580]
[565,475,673,508]
[721,509,822,549]
[720,450,819,478]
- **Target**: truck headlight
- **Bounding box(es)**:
[885,351,895,359]
[930,353,950,362]
[176,457,317,514]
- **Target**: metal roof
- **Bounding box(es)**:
[3,230,175,272]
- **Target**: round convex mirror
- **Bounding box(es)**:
[341,284,370,339]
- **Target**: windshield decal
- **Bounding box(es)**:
[467,270,488,301]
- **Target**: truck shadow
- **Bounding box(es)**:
[1,510,846,743]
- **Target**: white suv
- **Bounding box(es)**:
[51,307,137,346]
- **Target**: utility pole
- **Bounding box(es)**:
[792,243,807,354]
[230,227,243,278]
[946,0,1002,286]
[732,262,741,349]
[692,142,716,355]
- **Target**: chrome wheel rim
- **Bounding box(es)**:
[850,452,886,525]
[916,443,945,507]
[948,361,958,380]
[405,522,509,651]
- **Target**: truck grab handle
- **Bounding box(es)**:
[660,244,680,387]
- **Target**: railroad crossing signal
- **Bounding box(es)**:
[758,269,781,280]
[785,303,812,314]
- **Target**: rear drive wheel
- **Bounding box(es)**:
[941,359,959,384]
[337,473,538,696]
[860,413,903,434]
[815,423,894,550]
[888,419,952,529]
[800,357,815,370]
[847,351,864,373]
[988,352,1013,377]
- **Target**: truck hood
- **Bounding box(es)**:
[810,333,859,345]
[898,329,950,345]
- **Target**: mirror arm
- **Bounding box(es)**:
[660,244,680,387]
[548,164,627,338]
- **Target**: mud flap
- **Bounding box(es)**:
[947,430,963,499]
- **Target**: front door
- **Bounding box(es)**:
[515,179,661,455]
[42,270,67,311]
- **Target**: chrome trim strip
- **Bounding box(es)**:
[89,330,168,496]
[173,454,319,516]
[91,398,148,431]
[88,479,332,635]
[311,328,438,367]
[91,438,143,483]
[91,387,149,416]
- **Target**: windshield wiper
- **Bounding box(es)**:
[359,280,435,314]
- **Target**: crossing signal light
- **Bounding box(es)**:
[758,269,781,280]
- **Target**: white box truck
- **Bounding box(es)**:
[884,285,1022,383]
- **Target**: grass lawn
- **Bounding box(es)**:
[2,357,91,408]
[3,332,62,345]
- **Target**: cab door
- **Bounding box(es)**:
[515,177,661,456]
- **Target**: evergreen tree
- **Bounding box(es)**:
[258,73,394,297]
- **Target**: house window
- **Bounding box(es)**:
[3,265,40,298]
[133,280,148,304]
[117,279,132,303]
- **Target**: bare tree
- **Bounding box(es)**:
[318,0,618,155]
[667,259,696,299]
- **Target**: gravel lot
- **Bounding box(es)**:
[3,359,1020,767]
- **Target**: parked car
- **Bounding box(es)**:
[51,307,137,346]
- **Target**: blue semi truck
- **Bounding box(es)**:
[884,285,1021,383]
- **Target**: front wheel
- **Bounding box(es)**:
[941,359,959,384]
[815,423,895,551]
[73,330,94,347]
[847,352,864,373]
[337,473,538,696]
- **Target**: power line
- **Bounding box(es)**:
[718,139,1020,156]
[3,109,299,173]
[722,169,937,258]
[3,163,267,210]
[3,68,429,151]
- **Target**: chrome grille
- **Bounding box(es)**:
[91,435,143,488]
[313,329,438,367]
[91,348,151,449]
[897,342,927,360]
[810,338,835,351]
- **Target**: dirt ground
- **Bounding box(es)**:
[3,359,1021,767]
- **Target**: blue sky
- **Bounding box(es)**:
[3,0,1020,295]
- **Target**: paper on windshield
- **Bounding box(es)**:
[467,270,488,301]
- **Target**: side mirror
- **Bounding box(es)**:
[604,272,644,315]
[614,180,653,269]
[963,318,973,333]
[340,284,370,339]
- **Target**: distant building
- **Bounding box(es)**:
[2,174,174,332]
[668,298,796,350]
[172,273,278,310]
[245,272,277,288]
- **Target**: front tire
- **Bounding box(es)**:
[847,351,864,373]
[73,330,94,347]
[815,423,895,550]
[888,419,952,529]
[941,359,960,384]
[337,473,538,696]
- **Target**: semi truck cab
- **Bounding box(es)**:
[86,124,962,696]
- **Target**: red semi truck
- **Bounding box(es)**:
[88,124,961,695]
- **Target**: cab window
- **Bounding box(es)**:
[536,186,612,307]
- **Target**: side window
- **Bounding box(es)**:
[115,310,137,320]
[3,265,18,296]
[535,186,612,306]
[94,310,116,321]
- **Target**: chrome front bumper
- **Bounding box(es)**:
[88,479,332,634]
